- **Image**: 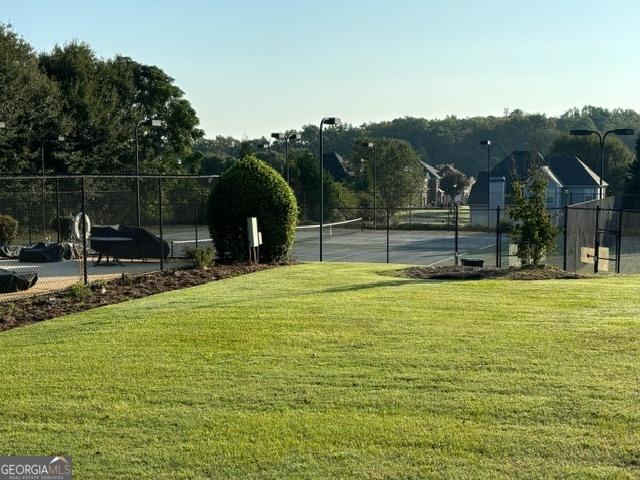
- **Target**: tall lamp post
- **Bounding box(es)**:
[569,128,635,199]
[480,140,492,215]
[570,128,635,274]
[135,118,165,227]
[256,142,273,167]
[40,134,66,237]
[319,117,342,261]
[361,142,377,229]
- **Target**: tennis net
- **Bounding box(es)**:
[295,218,363,243]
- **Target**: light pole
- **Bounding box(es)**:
[256,142,273,167]
[40,135,66,237]
[135,118,165,227]
[480,140,492,214]
[362,142,377,229]
[319,117,342,261]
[570,128,635,200]
[570,128,635,274]
[272,132,302,184]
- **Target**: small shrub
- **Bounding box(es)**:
[68,282,92,299]
[186,246,215,269]
[208,155,297,263]
[509,169,559,266]
[0,215,18,246]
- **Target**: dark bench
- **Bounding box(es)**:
[90,226,169,265]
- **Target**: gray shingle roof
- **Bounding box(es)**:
[323,152,350,181]
[468,151,606,205]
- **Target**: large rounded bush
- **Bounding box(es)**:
[0,215,18,246]
[208,155,297,263]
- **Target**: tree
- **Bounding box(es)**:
[0,24,62,174]
[36,42,203,174]
[627,137,640,195]
[353,138,422,209]
[509,169,559,266]
[548,134,634,195]
[440,170,469,205]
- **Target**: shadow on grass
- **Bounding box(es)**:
[316,278,426,295]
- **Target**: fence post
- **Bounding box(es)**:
[454,205,459,266]
[616,209,623,274]
[56,178,61,243]
[386,208,390,264]
[27,201,33,245]
[563,205,569,271]
[496,206,501,268]
[158,177,164,271]
[194,204,199,251]
[593,205,600,274]
[81,176,88,285]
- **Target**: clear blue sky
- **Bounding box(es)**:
[3,0,639,138]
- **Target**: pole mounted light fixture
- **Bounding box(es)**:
[569,127,636,198]
[361,141,377,229]
[570,127,636,273]
[271,133,302,184]
[480,140,492,213]
[319,117,343,261]
[134,117,165,227]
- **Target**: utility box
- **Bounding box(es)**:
[247,217,259,247]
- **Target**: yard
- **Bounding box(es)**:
[0,263,639,479]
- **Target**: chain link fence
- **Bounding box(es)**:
[0,175,217,302]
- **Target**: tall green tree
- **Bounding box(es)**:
[353,138,422,209]
[0,24,62,174]
[627,138,640,195]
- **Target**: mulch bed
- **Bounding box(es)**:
[403,265,589,281]
[0,263,279,333]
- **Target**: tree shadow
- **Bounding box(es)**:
[315,278,426,295]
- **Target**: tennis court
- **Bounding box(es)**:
[293,218,498,265]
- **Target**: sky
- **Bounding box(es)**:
[2,0,640,138]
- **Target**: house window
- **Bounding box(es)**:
[583,192,596,202]
[546,193,555,205]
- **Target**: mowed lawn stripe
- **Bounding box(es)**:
[0,263,639,479]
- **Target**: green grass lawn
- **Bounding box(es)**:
[1,263,640,479]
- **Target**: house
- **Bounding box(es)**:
[419,161,444,206]
[323,152,351,181]
[467,151,607,225]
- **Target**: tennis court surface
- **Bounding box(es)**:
[293,218,497,266]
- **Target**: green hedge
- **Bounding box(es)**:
[208,156,297,263]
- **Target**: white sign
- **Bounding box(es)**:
[247,217,259,247]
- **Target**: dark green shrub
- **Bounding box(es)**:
[208,155,297,263]
[0,215,18,245]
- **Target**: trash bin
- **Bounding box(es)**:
[461,258,484,267]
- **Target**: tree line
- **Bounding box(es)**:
[2,23,639,213]
[0,24,203,176]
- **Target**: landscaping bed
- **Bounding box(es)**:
[0,263,278,332]
[403,264,589,281]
